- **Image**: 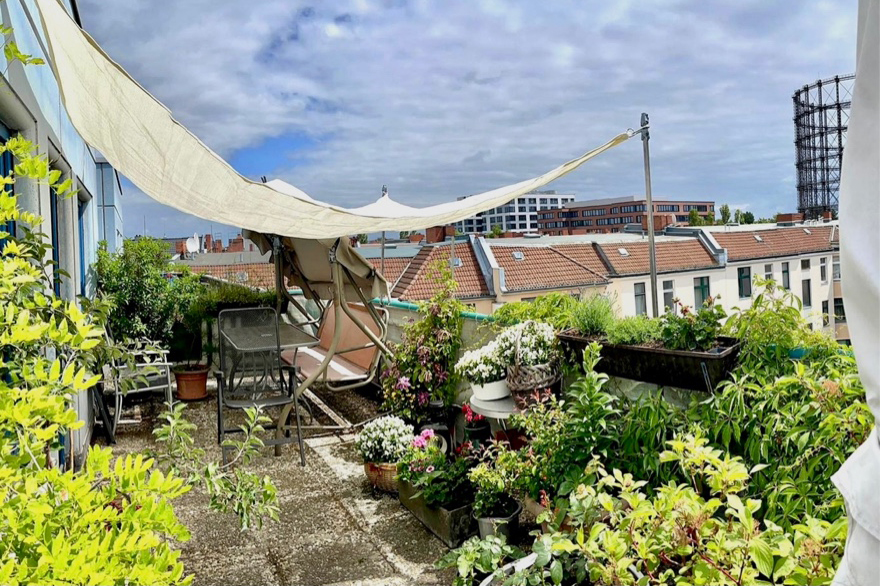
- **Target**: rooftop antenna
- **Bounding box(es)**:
[260,176,267,183]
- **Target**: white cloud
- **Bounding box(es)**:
[76,0,857,236]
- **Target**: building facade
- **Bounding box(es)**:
[536,196,715,235]
[453,190,575,234]
[1,0,125,460]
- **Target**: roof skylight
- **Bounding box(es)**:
[512,251,525,261]
[618,248,630,257]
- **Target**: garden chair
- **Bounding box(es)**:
[102,341,173,437]
[215,307,305,463]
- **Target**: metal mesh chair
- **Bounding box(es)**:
[215,307,305,464]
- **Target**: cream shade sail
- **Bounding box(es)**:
[34,0,633,240]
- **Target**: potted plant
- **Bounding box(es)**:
[558,296,740,392]
[397,429,477,547]
[469,450,522,540]
[499,321,559,401]
[172,288,213,401]
[456,340,509,401]
[354,415,414,492]
[462,402,491,447]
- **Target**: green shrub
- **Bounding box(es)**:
[605,315,661,345]
[570,294,615,336]
[96,238,203,344]
[493,292,579,330]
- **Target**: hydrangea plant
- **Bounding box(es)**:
[355,415,414,463]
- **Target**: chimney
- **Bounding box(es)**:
[425,225,455,244]
[408,233,425,243]
[213,239,223,253]
[822,210,833,222]
[641,213,676,232]
[203,233,213,252]
[776,212,804,226]
[175,240,186,255]
[226,234,245,252]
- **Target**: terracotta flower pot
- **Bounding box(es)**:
[173,365,209,401]
[364,462,398,493]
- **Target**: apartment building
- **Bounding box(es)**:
[376,221,845,341]
[536,196,715,235]
[453,190,575,234]
[1,0,125,460]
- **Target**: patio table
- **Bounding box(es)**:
[221,322,319,392]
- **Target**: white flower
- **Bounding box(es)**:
[355,416,414,463]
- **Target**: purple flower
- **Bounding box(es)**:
[396,376,411,391]
[417,391,429,406]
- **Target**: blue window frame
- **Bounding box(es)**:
[0,122,14,252]
[50,186,61,296]
[78,198,86,295]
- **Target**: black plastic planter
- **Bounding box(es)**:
[398,480,476,547]
[557,331,741,392]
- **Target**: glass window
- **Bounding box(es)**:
[634,282,647,316]
[782,262,790,290]
[801,258,810,271]
[820,257,828,282]
[764,263,772,281]
[662,280,675,311]
[822,300,830,326]
[802,279,812,308]
[834,298,846,323]
[694,276,710,307]
[833,256,841,280]
[738,267,752,298]
[50,186,61,296]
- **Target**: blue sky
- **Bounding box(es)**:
[77,0,857,242]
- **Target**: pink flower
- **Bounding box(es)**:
[417,391,429,406]
[425,466,435,473]
[421,429,435,439]
[412,436,427,448]
[396,376,411,391]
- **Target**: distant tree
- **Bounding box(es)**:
[742,211,755,224]
[734,209,743,224]
[688,208,703,226]
[398,230,409,239]
[719,204,731,225]
[357,233,369,244]
[455,229,464,236]
[706,211,716,225]
[488,225,504,238]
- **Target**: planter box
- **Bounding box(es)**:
[398,480,476,547]
[558,331,741,392]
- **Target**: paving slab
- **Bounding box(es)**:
[103,385,454,586]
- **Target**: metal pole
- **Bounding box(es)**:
[641,113,659,318]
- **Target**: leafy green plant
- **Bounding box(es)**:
[436,535,523,586]
[152,402,279,531]
[493,292,579,330]
[96,238,203,345]
[605,315,661,345]
[726,278,837,377]
[0,133,193,584]
[382,261,464,423]
[660,295,726,351]
[570,294,615,337]
[500,435,846,586]
[469,445,520,518]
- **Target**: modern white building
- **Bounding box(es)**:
[1,0,125,462]
[453,190,575,234]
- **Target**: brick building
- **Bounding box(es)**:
[536,196,715,235]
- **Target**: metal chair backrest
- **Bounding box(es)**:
[218,307,283,396]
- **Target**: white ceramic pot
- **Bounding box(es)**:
[470,379,511,401]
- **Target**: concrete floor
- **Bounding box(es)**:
[106,387,454,586]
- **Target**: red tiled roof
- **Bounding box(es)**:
[490,245,608,292]
[598,240,719,276]
[391,243,489,301]
[189,263,277,289]
[712,226,837,262]
[368,257,412,288]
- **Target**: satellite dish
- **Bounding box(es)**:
[185,234,199,254]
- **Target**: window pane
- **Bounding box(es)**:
[801,259,810,270]
[802,279,812,307]
[782,262,790,290]
[738,267,752,298]
[764,263,772,280]
[834,298,846,322]
[634,282,647,316]
[694,277,709,307]
[820,258,828,282]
